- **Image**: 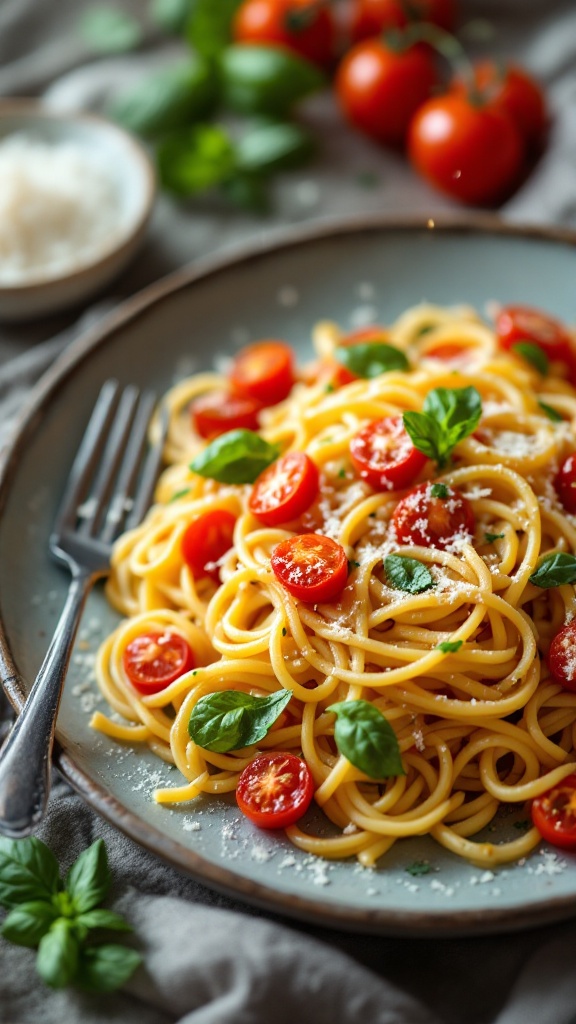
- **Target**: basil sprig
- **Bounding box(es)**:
[327,700,405,780]
[334,342,409,379]
[0,837,140,991]
[384,554,435,595]
[190,429,281,484]
[511,341,549,376]
[188,689,292,752]
[403,386,482,469]
[529,552,576,589]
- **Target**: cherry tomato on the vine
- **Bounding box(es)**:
[548,622,576,692]
[531,773,576,851]
[233,0,335,67]
[495,306,576,379]
[249,451,319,526]
[392,481,475,549]
[350,416,428,491]
[350,0,457,42]
[230,340,295,407]
[271,532,348,602]
[123,631,195,694]
[236,751,315,829]
[336,39,438,146]
[191,391,261,439]
[408,92,524,204]
[453,61,547,153]
[182,509,236,581]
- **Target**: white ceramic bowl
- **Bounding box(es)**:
[0,101,156,321]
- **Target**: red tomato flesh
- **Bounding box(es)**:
[392,482,475,550]
[548,622,576,693]
[249,451,319,526]
[271,533,348,602]
[123,631,194,694]
[532,773,576,851]
[233,0,335,67]
[191,391,261,439]
[230,340,295,407]
[182,509,236,581]
[350,416,428,491]
[236,751,314,829]
[496,306,575,375]
[555,455,576,515]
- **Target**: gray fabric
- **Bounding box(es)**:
[2,1,576,1022]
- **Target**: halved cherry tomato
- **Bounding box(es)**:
[233,0,335,67]
[271,532,348,602]
[191,391,261,439]
[495,306,576,379]
[532,773,576,851]
[230,340,295,407]
[182,509,236,581]
[548,622,576,692]
[350,416,428,491]
[392,481,475,549]
[423,342,471,365]
[123,631,195,694]
[350,0,456,42]
[236,751,315,829]
[555,455,576,515]
[408,93,524,205]
[453,61,547,153]
[336,38,438,146]
[249,451,319,526]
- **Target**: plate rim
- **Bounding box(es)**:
[2,212,576,936]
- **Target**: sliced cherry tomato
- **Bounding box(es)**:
[555,455,576,515]
[271,532,348,602]
[182,509,236,581]
[392,481,475,550]
[531,773,576,851]
[236,751,315,829]
[233,0,335,67]
[336,39,438,146]
[123,631,194,694]
[408,93,524,205]
[249,451,319,526]
[495,306,576,378]
[548,622,576,692]
[191,391,261,439]
[350,416,428,491]
[230,340,295,407]
[350,0,456,42]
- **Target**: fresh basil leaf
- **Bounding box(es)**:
[0,837,60,910]
[220,45,324,116]
[430,482,449,498]
[1,901,59,948]
[236,122,314,175]
[327,700,405,780]
[66,839,110,915]
[511,341,549,376]
[529,552,576,589]
[405,860,431,876]
[75,944,142,993]
[384,554,435,595]
[157,124,236,196]
[191,429,281,484]
[403,386,482,468]
[150,0,194,34]
[75,909,132,934]
[80,7,142,53]
[334,342,409,379]
[37,920,79,989]
[189,689,292,752]
[108,59,217,139]
[538,400,563,423]
[436,640,463,653]
[186,0,242,58]
[485,531,505,542]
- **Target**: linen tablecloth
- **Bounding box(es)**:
[2,1,576,1021]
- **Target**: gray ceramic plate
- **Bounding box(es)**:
[2,217,576,937]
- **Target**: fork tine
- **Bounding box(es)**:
[124,402,169,531]
[99,389,157,545]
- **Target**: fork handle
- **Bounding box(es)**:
[0,568,93,838]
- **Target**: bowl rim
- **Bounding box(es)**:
[0,98,156,295]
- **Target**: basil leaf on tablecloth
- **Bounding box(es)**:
[80,6,142,53]
[108,59,217,138]
[66,839,111,914]
[75,944,143,993]
[0,836,60,909]
[186,0,242,58]
[220,45,324,116]
[1,900,59,947]
[37,920,80,989]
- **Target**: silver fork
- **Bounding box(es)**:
[0,380,168,838]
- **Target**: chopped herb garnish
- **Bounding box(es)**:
[168,487,192,503]
[538,400,563,423]
[281,627,287,637]
[384,554,435,595]
[405,860,431,877]
[325,382,335,393]
[348,559,361,572]
[485,531,505,543]
[430,483,449,499]
[511,341,548,376]
[338,468,347,479]
[513,819,530,831]
[436,640,463,653]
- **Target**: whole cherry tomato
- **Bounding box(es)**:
[233,0,335,67]
[249,451,319,526]
[236,751,315,829]
[350,0,457,42]
[271,532,348,602]
[336,38,438,146]
[555,455,576,515]
[350,416,428,491]
[123,631,195,694]
[408,92,524,204]
[548,622,576,692]
[392,481,475,549]
[191,391,261,439]
[230,340,295,407]
[532,773,576,851]
[453,61,547,152]
[182,509,237,581]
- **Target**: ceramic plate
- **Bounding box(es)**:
[2,217,576,937]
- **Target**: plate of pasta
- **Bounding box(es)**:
[2,216,576,935]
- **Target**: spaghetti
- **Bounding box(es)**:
[91,301,576,868]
